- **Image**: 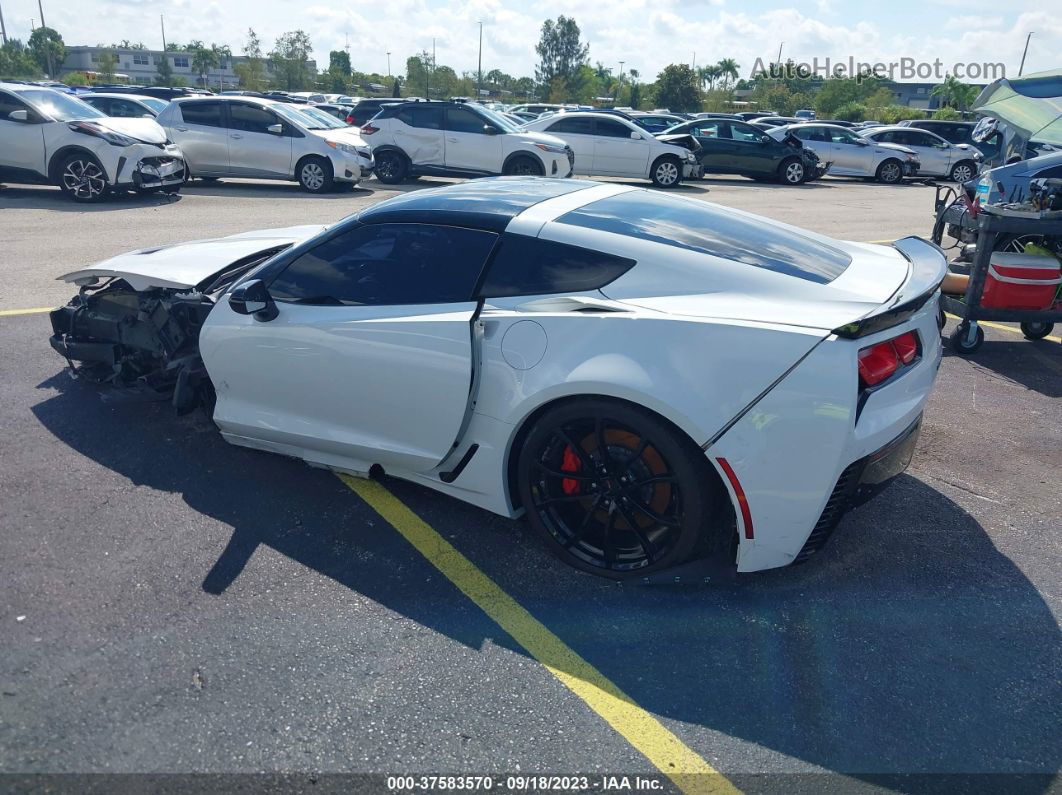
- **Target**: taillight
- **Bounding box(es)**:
[858,331,920,389]
[345,114,355,124]
[361,123,378,135]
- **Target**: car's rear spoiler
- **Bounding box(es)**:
[833,236,948,339]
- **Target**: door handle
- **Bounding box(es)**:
[230,134,243,139]
[175,126,188,131]
[447,137,458,142]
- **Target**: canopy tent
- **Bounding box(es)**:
[974,68,1062,147]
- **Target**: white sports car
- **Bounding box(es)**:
[48,178,946,580]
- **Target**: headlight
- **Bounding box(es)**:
[534,143,568,154]
[326,140,365,157]
[68,121,139,147]
[684,151,697,163]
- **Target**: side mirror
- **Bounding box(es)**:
[228,279,278,321]
[8,109,29,122]
[267,123,283,135]
[484,125,500,135]
[630,131,641,139]
[856,139,869,146]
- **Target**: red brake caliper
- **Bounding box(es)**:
[561,445,582,495]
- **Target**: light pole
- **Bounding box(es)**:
[0,0,8,46]
[386,51,391,77]
[1018,32,1033,76]
[776,41,784,64]
[476,20,483,100]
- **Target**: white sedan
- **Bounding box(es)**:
[770,123,921,183]
[859,125,983,182]
[48,179,945,579]
[521,112,700,187]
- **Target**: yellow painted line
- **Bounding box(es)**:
[339,475,738,795]
[866,239,894,244]
[945,312,1061,343]
[0,307,53,317]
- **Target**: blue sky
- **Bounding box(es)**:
[5,0,1059,82]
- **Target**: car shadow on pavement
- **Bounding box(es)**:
[178,179,376,199]
[942,338,1062,399]
[30,373,1061,790]
[0,184,183,211]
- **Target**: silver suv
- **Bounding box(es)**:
[156,96,373,193]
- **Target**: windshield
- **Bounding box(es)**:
[296,107,346,129]
[20,89,104,122]
[140,97,168,114]
[270,102,312,128]
[475,105,520,133]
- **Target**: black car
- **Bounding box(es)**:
[347,98,402,126]
[658,118,828,184]
[735,111,775,121]
[88,85,209,101]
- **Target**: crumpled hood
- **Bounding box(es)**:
[315,128,371,150]
[874,141,917,156]
[57,225,328,291]
[512,130,569,149]
[91,116,170,145]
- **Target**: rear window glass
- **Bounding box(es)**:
[480,235,635,298]
[557,191,851,283]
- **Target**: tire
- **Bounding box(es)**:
[949,322,984,354]
[57,153,109,202]
[516,399,721,580]
[875,158,903,184]
[948,160,977,183]
[1020,321,1055,340]
[297,156,334,193]
[503,155,544,176]
[778,157,805,185]
[373,150,408,184]
[650,156,682,188]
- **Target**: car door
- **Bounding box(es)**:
[679,119,732,173]
[0,91,47,179]
[392,104,444,166]
[226,102,293,178]
[900,129,950,175]
[202,222,499,473]
[727,122,785,175]
[170,100,229,175]
[542,116,594,173]
[825,127,873,175]
[443,105,503,173]
[788,126,836,169]
[592,117,649,176]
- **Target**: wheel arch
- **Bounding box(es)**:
[48,145,107,184]
[502,391,723,514]
[293,152,332,177]
[502,150,546,175]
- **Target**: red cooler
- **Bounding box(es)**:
[981,253,1061,310]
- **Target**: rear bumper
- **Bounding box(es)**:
[709,293,943,573]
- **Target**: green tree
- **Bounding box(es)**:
[234,28,267,91]
[0,40,42,79]
[190,46,217,87]
[392,76,402,97]
[534,15,589,99]
[934,106,962,121]
[154,53,174,85]
[269,30,313,91]
[715,57,740,90]
[931,75,978,112]
[513,76,535,99]
[28,26,64,76]
[654,63,701,112]
[97,50,118,83]
[329,50,351,76]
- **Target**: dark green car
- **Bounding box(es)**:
[657,118,827,184]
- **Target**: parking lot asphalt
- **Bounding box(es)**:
[0,175,1060,790]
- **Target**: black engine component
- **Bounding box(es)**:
[49,281,214,404]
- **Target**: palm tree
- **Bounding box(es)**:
[191,45,219,88]
[716,58,739,90]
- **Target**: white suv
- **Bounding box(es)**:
[0,82,186,202]
[521,111,700,188]
[363,101,574,183]
[156,96,373,193]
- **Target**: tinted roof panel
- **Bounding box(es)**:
[557,191,851,283]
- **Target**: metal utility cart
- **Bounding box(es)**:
[942,210,1062,354]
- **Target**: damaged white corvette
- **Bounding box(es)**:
[49,179,947,579]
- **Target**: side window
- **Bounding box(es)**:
[790,126,818,141]
[112,99,147,117]
[410,105,443,129]
[229,103,278,133]
[268,223,498,306]
[446,107,488,134]
[479,235,635,298]
[690,121,723,138]
[83,97,110,114]
[548,117,593,135]
[0,92,35,121]
[595,119,633,138]
[872,131,895,143]
[180,101,224,128]
[916,132,948,148]
[729,123,763,142]
[829,128,860,144]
